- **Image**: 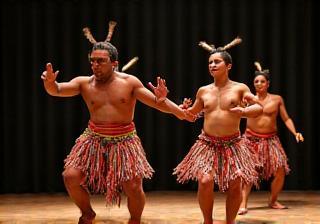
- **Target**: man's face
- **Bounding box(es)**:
[89,50,117,79]
[208,53,231,77]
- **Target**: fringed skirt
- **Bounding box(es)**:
[173,131,259,192]
[243,129,290,180]
[64,121,154,206]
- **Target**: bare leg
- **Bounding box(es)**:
[269,167,287,209]
[122,177,145,224]
[62,167,96,224]
[197,174,214,224]
[226,178,242,224]
[238,182,253,215]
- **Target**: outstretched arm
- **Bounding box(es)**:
[134,76,192,120]
[279,96,304,142]
[41,63,81,97]
[147,77,199,121]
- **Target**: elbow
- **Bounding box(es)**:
[45,89,60,97]
[45,89,54,96]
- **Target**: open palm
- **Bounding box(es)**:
[148,76,168,102]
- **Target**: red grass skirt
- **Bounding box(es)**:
[64,121,154,206]
[243,129,290,180]
[173,131,259,192]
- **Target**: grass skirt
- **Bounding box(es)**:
[243,129,290,180]
[64,121,154,206]
[173,130,259,191]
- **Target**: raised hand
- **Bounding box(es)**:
[41,63,59,82]
[148,76,168,102]
[183,110,197,122]
[179,98,193,109]
[295,132,304,143]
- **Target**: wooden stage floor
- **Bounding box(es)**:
[0,191,319,224]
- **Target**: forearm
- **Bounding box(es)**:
[154,98,186,119]
[243,104,263,118]
[284,118,298,135]
[43,80,61,96]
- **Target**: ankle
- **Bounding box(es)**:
[81,210,96,219]
[82,209,96,217]
[269,196,277,203]
[79,211,96,224]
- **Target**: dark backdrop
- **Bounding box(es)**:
[1,0,318,193]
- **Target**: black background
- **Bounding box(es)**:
[0,0,318,193]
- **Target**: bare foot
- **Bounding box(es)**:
[78,211,96,224]
[269,201,288,209]
[237,207,248,215]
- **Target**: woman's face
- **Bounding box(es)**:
[253,75,269,93]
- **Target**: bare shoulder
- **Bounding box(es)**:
[201,83,214,90]
[115,72,143,87]
[198,84,211,94]
[269,93,282,99]
[230,81,250,91]
[71,75,92,83]
[235,81,248,88]
[269,93,283,102]
[115,72,131,80]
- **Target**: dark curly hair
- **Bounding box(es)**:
[91,42,118,62]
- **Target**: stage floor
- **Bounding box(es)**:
[0,191,319,224]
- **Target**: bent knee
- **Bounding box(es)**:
[198,174,214,188]
[122,177,143,195]
[62,168,83,184]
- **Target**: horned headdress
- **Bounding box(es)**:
[83,21,118,64]
[254,61,269,76]
[198,36,242,54]
[83,20,117,44]
[83,21,139,72]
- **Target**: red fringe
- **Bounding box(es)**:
[244,129,290,180]
[64,121,154,206]
[173,131,259,192]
